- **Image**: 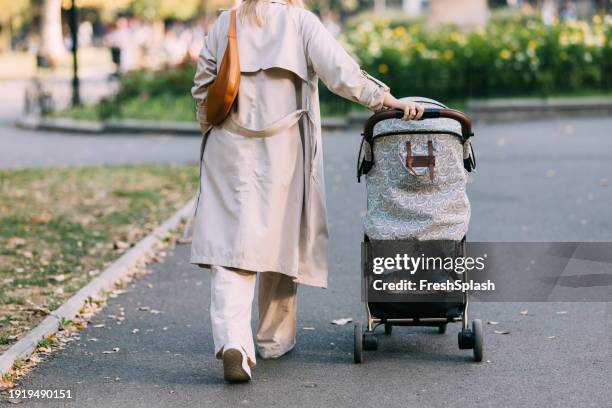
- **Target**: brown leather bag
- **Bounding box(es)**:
[206,9,240,126]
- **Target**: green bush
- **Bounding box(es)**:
[332,14,612,104]
[60,15,612,121]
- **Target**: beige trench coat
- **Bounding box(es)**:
[191,0,389,288]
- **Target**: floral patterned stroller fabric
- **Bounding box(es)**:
[362,97,472,241]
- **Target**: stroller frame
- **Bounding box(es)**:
[353,105,483,364]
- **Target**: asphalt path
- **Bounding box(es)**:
[3,115,612,407]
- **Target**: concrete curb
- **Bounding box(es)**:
[15,116,349,136]
[466,97,612,122]
[0,197,196,376]
[14,97,612,136]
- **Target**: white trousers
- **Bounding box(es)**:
[210,265,298,367]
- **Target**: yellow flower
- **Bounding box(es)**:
[499,49,512,60]
[415,43,426,53]
[393,26,406,37]
[450,32,463,43]
[528,40,538,50]
[593,14,602,25]
[378,63,389,74]
[443,49,454,61]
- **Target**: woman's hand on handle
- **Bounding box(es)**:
[382,92,425,121]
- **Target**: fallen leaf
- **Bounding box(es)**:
[493,330,510,335]
[331,318,352,326]
[487,321,499,325]
[519,310,529,316]
[52,274,67,282]
[31,213,51,224]
[150,309,164,315]
[132,329,139,334]
[8,237,26,248]
[114,240,130,250]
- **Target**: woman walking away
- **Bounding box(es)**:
[191,0,424,382]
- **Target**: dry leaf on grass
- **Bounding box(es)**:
[114,241,130,250]
[31,213,51,224]
[8,237,26,248]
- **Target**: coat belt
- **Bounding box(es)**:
[222,109,309,138]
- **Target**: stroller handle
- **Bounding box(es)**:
[363,108,473,141]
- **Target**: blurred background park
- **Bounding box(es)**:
[0,0,610,120]
[1,0,612,385]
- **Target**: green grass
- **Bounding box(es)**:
[37,337,60,349]
[50,88,612,124]
[0,164,198,353]
[0,334,17,346]
[52,93,195,122]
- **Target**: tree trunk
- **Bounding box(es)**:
[402,0,422,16]
[40,0,65,66]
[430,0,489,29]
[374,0,386,14]
[0,16,11,52]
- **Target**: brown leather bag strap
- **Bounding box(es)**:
[228,9,237,39]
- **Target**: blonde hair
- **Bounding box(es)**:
[238,0,304,27]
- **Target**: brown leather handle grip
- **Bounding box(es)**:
[363,108,473,141]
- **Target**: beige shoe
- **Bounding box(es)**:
[222,344,252,383]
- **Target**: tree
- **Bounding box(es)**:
[430,0,489,28]
[128,0,203,20]
[0,0,29,52]
[40,0,65,65]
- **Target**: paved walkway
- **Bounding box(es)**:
[6,116,612,407]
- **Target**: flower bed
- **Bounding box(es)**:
[334,14,612,102]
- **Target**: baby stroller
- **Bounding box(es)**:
[353,97,482,363]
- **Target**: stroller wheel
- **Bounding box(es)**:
[384,323,393,335]
[363,332,378,351]
[438,323,447,334]
[353,322,363,364]
[472,319,484,362]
